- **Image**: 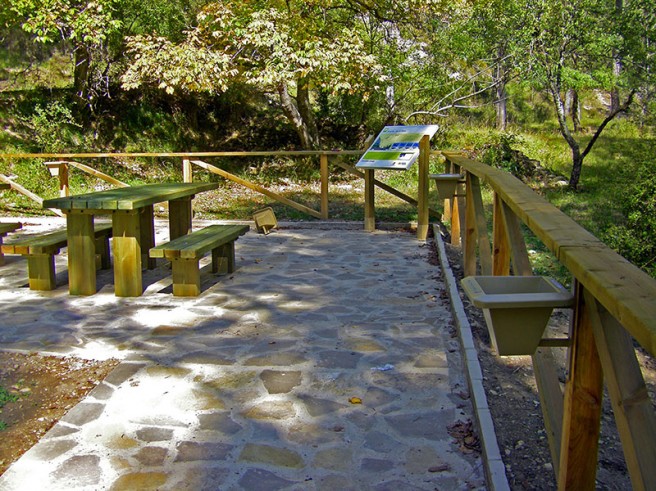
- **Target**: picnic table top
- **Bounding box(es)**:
[42,182,219,211]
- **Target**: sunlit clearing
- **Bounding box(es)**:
[70,340,123,360]
[132,306,200,327]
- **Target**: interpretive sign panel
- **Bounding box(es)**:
[355,125,439,170]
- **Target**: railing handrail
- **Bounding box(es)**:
[442,151,656,357]
[0,150,365,159]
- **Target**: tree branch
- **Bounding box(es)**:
[581,90,636,159]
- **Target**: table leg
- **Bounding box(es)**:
[140,205,157,269]
[112,210,143,297]
[169,196,193,240]
[67,212,96,295]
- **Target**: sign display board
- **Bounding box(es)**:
[355,125,439,170]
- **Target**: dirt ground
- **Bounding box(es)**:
[0,352,119,476]
[441,240,656,490]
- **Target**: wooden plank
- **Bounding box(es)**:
[0,174,64,217]
[500,201,533,277]
[4,150,365,159]
[150,225,249,259]
[584,289,656,491]
[43,182,219,211]
[532,349,565,477]
[66,212,97,295]
[182,159,192,183]
[558,282,603,491]
[169,197,192,240]
[190,160,322,219]
[26,254,56,290]
[213,243,235,274]
[140,205,156,269]
[492,193,510,276]
[320,154,329,220]
[464,174,477,276]
[468,174,493,275]
[417,135,430,240]
[112,210,143,297]
[171,258,201,297]
[364,169,375,232]
[0,222,21,235]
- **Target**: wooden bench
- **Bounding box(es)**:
[149,224,250,297]
[0,222,22,266]
[1,223,113,291]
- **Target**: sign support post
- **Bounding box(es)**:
[364,168,376,232]
[417,135,430,240]
[355,125,439,240]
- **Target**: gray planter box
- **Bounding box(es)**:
[429,174,464,200]
[461,276,574,356]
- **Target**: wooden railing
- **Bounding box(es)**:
[0,151,440,221]
[441,151,656,491]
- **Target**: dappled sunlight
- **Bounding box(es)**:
[0,225,487,489]
[131,305,207,328]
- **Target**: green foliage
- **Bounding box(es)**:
[26,101,81,152]
[603,161,656,276]
[5,0,121,44]
[0,386,18,408]
[0,385,21,431]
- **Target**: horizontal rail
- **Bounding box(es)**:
[1,150,365,159]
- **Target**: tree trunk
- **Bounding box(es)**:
[74,44,90,103]
[277,81,319,150]
[495,48,507,131]
[565,89,581,132]
[496,80,507,131]
[550,83,583,189]
[296,78,320,149]
[569,149,584,190]
[610,0,624,114]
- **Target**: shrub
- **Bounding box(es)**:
[603,162,656,278]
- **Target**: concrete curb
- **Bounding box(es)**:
[432,224,510,491]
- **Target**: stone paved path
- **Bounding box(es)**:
[0,219,486,490]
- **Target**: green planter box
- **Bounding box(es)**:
[461,276,574,356]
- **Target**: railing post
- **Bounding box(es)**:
[320,153,329,220]
[558,281,603,490]
[45,162,69,197]
[464,173,477,276]
[364,169,375,231]
[417,135,430,240]
[442,158,452,223]
[183,158,192,183]
[584,288,656,491]
[492,193,511,275]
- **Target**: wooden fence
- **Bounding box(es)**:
[1,149,655,489]
[441,151,656,491]
[0,151,440,221]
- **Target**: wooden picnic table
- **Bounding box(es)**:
[43,182,219,296]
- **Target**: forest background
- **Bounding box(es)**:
[1,0,655,280]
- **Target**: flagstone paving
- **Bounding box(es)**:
[0,219,486,490]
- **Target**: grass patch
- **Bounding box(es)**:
[0,385,20,430]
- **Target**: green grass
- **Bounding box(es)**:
[445,117,656,281]
[0,385,19,430]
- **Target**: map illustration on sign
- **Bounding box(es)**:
[355,125,439,170]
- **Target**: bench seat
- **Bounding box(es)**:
[0,222,22,266]
[150,224,249,296]
[1,223,113,291]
